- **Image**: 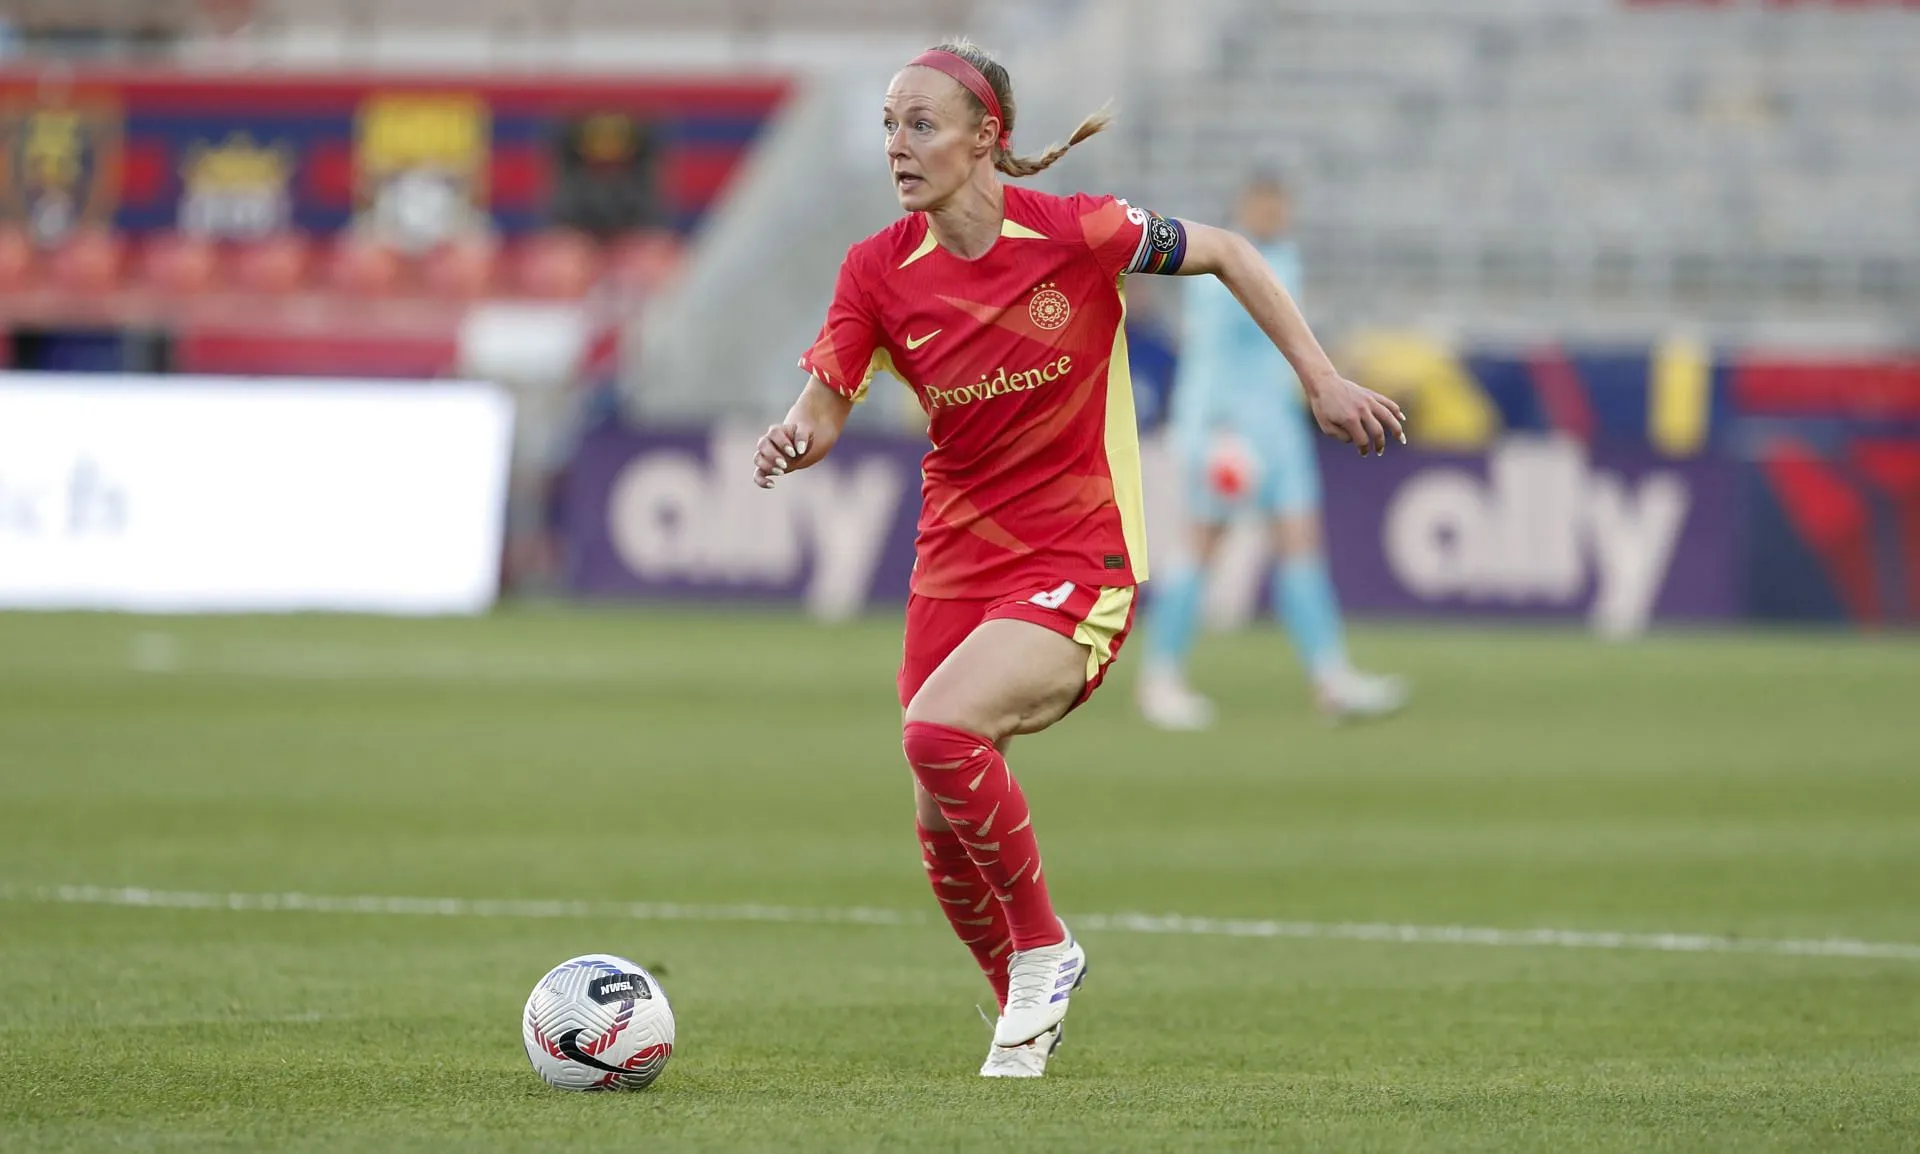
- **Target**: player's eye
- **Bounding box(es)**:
[915,119,934,133]
[883,118,897,133]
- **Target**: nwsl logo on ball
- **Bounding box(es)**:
[589,972,654,1003]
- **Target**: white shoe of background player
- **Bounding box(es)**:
[1135,669,1216,731]
[1316,667,1410,722]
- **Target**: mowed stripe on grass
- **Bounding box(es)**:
[10,882,1920,961]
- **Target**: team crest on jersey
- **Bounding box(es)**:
[1028,283,1071,331]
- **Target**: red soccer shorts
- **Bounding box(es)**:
[897,578,1137,710]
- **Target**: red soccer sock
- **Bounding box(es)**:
[917,824,1012,1009]
[902,721,1062,951]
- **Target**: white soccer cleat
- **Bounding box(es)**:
[979,1023,1063,1078]
[992,923,1087,1048]
[1316,667,1410,722]
[1135,670,1216,732]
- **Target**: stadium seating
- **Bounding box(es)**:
[1111,0,1920,337]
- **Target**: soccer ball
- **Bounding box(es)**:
[522,954,675,1091]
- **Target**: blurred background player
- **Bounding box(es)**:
[1136,172,1408,731]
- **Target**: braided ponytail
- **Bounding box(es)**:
[995,106,1113,177]
[926,39,1112,179]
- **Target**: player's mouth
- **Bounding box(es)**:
[894,171,924,193]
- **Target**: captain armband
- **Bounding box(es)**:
[1129,211,1188,275]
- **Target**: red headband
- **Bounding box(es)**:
[906,49,1010,151]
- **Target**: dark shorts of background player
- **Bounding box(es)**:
[897,578,1138,711]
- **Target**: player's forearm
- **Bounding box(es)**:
[783,375,854,469]
[1193,225,1341,401]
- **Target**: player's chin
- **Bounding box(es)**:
[893,176,933,210]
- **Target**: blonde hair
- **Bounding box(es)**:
[928,39,1112,178]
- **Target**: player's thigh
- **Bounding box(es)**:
[1176,439,1237,529]
[898,594,988,710]
[1270,510,1323,560]
[903,617,1087,743]
[1187,518,1231,565]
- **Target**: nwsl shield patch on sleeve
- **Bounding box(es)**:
[1127,209,1188,276]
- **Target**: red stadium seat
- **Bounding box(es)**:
[0,226,34,292]
[140,232,221,295]
[606,230,686,296]
[48,229,127,294]
[512,229,602,300]
[421,235,501,300]
[231,232,314,294]
[325,234,405,296]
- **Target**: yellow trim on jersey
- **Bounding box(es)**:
[846,347,905,404]
[1103,279,1149,582]
[999,219,1048,240]
[899,231,939,269]
[1072,585,1135,682]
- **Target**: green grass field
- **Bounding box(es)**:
[1,608,1916,1152]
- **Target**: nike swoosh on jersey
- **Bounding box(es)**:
[905,330,943,350]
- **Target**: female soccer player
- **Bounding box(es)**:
[751,41,1403,1078]
[1135,173,1408,731]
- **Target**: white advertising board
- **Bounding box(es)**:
[0,374,514,614]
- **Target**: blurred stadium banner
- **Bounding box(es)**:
[569,286,1919,632]
[564,425,1741,632]
[0,65,788,381]
[0,373,512,614]
[1315,439,1739,636]
[566,425,920,622]
[0,66,787,245]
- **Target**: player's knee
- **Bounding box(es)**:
[1189,520,1230,563]
[1273,512,1323,559]
[903,679,993,740]
[900,713,990,773]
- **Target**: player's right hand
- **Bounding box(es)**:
[752,423,812,490]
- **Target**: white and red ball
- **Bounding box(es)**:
[1206,433,1259,499]
[522,954,674,1091]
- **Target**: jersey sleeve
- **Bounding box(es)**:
[797,251,885,404]
[1071,193,1188,280]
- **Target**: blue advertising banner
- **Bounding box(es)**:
[566,425,1745,632]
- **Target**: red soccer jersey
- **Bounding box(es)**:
[800,184,1176,600]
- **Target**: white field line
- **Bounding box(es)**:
[8,884,1920,962]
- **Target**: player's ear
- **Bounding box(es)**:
[976,113,1001,153]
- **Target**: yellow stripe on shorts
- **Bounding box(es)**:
[1071,586,1135,683]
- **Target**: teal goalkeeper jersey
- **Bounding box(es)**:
[1169,239,1304,450]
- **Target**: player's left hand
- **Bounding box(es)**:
[1306,375,1406,457]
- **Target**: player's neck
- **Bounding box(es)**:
[924,174,1005,261]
